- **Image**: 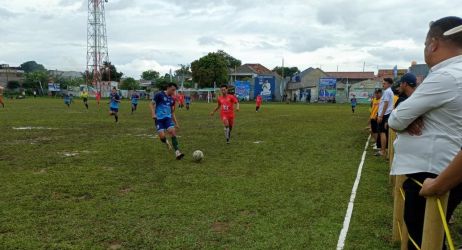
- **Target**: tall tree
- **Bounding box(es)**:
[120,77,139,90]
[101,61,123,82]
[272,66,300,78]
[20,61,46,73]
[216,50,241,69]
[141,70,160,81]
[191,51,230,88]
[174,64,191,77]
[23,71,49,89]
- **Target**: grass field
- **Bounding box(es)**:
[0,97,460,249]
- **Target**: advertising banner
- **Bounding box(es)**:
[318,78,337,102]
[254,75,275,101]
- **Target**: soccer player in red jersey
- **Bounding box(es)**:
[210,85,240,144]
[256,95,262,112]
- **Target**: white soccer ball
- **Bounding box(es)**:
[192,150,204,162]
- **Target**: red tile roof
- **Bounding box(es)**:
[245,64,273,75]
[325,72,375,79]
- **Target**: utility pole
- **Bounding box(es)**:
[86,0,109,94]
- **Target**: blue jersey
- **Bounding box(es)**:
[64,94,71,103]
[131,94,139,104]
[110,93,120,109]
[153,91,175,119]
[185,96,191,104]
[351,98,357,106]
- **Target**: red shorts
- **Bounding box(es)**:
[221,115,234,127]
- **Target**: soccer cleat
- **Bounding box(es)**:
[372,145,378,150]
[175,150,185,160]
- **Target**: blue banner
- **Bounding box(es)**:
[318,78,337,102]
[234,81,251,100]
[254,75,275,101]
[48,83,61,92]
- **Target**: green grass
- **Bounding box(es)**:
[0,98,459,249]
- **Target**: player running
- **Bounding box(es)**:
[64,92,72,108]
[210,84,240,144]
[82,90,89,109]
[256,95,262,112]
[96,91,101,107]
[150,83,185,160]
[131,91,140,114]
[185,95,191,110]
[109,87,120,123]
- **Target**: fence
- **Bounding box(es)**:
[388,129,455,250]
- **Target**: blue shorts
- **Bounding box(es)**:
[132,103,138,106]
[110,107,119,112]
[155,118,175,132]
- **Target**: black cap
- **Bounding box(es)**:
[399,73,417,87]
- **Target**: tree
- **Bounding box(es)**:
[175,64,192,77]
[216,50,241,69]
[141,70,160,81]
[23,71,49,90]
[191,51,230,88]
[20,61,46,73]
[101,61,123,82]
[120,77,139,90]
[7,80,20,89]
[272,66,300,78]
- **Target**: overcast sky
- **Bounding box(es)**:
[1,0,461,78]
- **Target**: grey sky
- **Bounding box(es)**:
[1,0,461,78]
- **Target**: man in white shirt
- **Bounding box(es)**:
[376,78,394,157]
[388,16,462,250]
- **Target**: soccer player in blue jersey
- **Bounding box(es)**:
[131,91,140,114]
[109,87,121,122]
[64,92,72,108]
[150,83,185,160]
[185,95,191,110]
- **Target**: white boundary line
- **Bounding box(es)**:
[336,135,371,250]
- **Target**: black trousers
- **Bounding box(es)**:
[404,172,462,250]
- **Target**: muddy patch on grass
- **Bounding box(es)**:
[107,240,123,250]
[119,187,132,195]
[33,168,47,174]
[211,221,230,234]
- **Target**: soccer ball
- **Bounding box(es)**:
[192,150,204,162]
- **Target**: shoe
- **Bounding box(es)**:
[166,140,173,151]
[175,150,185,160]
[372,145,378,150]
[374,151,384,157]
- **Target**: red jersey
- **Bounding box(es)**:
[256,96,262,105]
[178,94,185,103]
[218,94,238,117]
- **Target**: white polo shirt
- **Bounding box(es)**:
[378,87,394,117]
[389,55,462,175]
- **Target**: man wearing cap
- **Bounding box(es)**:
[388,16,462,250]
[395,73,418,108]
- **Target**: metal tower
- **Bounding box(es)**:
[86,0,109,91]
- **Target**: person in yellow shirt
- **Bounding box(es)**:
[81,90,89,109]
[370,89,382,150]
